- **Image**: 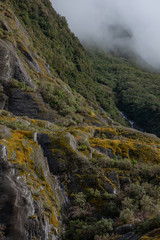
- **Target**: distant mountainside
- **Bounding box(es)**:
[0,0,160,239]
[87,48,160,137]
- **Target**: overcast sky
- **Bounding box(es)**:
[51,0,160,69]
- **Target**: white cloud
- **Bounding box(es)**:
[51,0,160,69]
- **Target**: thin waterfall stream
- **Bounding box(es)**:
[120,111,134,128]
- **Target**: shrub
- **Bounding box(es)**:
[66,218,113,240]
[120,208,135,223]
[139,215,160,234]
[74,192,86,207]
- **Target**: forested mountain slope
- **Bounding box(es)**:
[7,0,160,137]
[0,0,160,240]
[88,49,160,137]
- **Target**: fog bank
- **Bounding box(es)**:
[52,0,160,69]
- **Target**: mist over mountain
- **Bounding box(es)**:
[52,0,160,69]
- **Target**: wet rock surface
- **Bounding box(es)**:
[116,224,134,235]
[0,44,11,82]
[0,40,34,88]
[0,145,33,240]
[8,89,56,121]
[37,132,77,175]
[118,232,136,240]
[0,141,64,240]
[8,89,44,119]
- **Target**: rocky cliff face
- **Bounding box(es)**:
[1,111,160,239]
[0,5,54,121]
[0,1,160,240]
[0,2,114,127]
[0,123,67,240]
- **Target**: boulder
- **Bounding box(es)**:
[0,125,11,139]
[116,224,134,235]
[118,232,135,240]
[37,133,67,175]
[95,146,115,158]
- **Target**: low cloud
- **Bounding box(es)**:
[52,0,160,69]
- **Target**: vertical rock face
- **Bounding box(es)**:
[0,144,33,239]
[0,144,38,240]
[0,132,67,240]
[0,44,11,82]
[0,40,34,88]
[8,89,46,119]
[0,173,35,240]
[0,39,55,119]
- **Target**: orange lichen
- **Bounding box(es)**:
[90,136,160,163]
[1,129,60,230]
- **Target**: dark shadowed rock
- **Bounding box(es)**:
[116,224,134,235]
[118,232,135,240]
[129,236,141,240]
[0,91,8,109]
[17,41,40,73]
[0,40,35,88]
[8,89,56,121]
[0,142,64,240]
[108,170,120,189]
[36,132,73,175]
[0,19,10,32]
[13,56,34,87]
[0,144,34,240]
[96,146,115,158]
[0,44,11,82]
[119,176,131,190]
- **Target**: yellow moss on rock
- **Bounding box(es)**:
[1,129,60,232]
[139,228,160,240]
[90,126,160,163]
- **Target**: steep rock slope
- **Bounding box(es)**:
[0,122,66,239]
[6,0,127,125]
[5,0,160,137]
[1,111,160,239]
[0,2,115,128]
[0,1,160,240]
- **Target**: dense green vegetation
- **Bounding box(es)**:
[6,0,126,125]
[88,49,160,136]
[7,0,93,95]
[6,0,160,137]
[66,160,160,240]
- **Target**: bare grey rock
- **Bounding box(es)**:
[8,89,56,121]
[0,91,8,109]
[37,133,66,175]
[0,19,11,32]
[0,143,64,240]
[95,146,115,158]
[116,224,134,235]
[0,40,35,88]
[0,125,11,139]
[12,55,34,88]
[118,232,135,240]
[0,44,11,82]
